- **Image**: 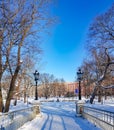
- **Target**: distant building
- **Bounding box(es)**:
[66,82,85,96]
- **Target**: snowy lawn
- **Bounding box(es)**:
[18,102,101,130]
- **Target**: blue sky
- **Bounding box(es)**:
[40,0,114,82]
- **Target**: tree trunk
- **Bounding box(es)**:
[0,32,3,112]
[4,66,20,112]
[98,91,101,102]
[105,91,107,100]
[90,91,96,104]
[14,98,17,106]
[4,78,15,112]
[0,79,3,112]
[90,86,98,104]
[24,92,26,103]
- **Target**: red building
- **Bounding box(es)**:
[66,82,85,96]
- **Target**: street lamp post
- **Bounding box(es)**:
[77,68,83,100]
[33,70,39,100]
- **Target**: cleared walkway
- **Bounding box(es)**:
[18,102,101,130]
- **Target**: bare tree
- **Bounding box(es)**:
[40,73,55,98]
[81,60,94,98]
[39,73,66,98]
[0,0,56,112]
[84,3,114,103]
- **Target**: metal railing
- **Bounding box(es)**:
[83,106,114,130]
[0,106,39,130]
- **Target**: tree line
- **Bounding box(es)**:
[81,3,114,103]
[34,73,66,99]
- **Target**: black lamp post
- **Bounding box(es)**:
[77,68,83,100]
[33,70,39,100]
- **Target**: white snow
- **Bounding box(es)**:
[1,97,112,130]
[17,101,101,130]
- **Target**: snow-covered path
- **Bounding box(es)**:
[40,102,82,130]
[18,102,101,130]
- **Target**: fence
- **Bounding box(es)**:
[83,106,114,130]
[0,105,40,130]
